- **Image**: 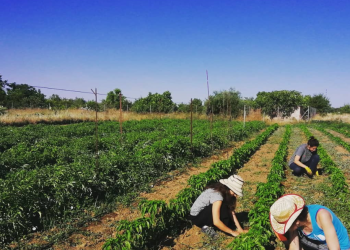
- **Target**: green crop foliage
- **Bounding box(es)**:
[0,119,266,245]
[228,125,291,250]
[103,124,278,249]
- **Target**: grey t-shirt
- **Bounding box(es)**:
[190,188,223,216]
[288,144,315,166]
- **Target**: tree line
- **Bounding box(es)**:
[1,75,349,118]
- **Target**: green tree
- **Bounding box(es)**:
[105,88,132,110]
[131,91,175,113]
[307,94,331,114]
[0,75,7,106]
[192,98,204,113]
[6,83,46,108]
[86,100,100,111]
[255,90,303,119]
[177,103,189,113]
[337,104,350,114]
[205,88,242,117]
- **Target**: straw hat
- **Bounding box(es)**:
[219,175,244,197]
[269,194,305,235]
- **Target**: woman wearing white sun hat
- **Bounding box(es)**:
[270,194,350,250]
[189,175,248,238]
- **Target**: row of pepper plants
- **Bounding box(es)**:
[0,119,242,176]
[0,120,265,245]
[102,124,279,249]
[227,125,291,250]
[311,123,350,153]
[312,120,350,138]
[299,125,350,229]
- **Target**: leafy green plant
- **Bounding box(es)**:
[103,124,279,249]
[228,125,291,249]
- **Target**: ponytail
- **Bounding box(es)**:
[308,136,319,147]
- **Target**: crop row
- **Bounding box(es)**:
[312,120,350,138]
[312,124,350,153]
[0,119,247,178]
[0,119,242,153]
[299,125,350,229]
[0,120,265,245]
[102,124,279,249]
[228,125,291,250]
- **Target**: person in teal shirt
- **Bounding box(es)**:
[270,194,350,250]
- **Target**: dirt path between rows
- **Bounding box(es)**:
[275,127,346,250]
[161,127,285,250]
[310,128,350,186]
[326,129,350,144]
[40,131,264,250]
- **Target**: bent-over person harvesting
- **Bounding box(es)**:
[189,175,248,238]
[270,194,350,250]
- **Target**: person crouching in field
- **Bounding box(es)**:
[270,194,350,250]
[289,136,320,177]
[189,175,248,238]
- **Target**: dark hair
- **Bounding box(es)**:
[295,206,309,222]
[205,182,237,210]
[307,136,319,147]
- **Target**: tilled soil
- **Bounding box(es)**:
[310,128,350,186]
[25,132,261,250]
[275,126,350,250]
[161,127,286,250]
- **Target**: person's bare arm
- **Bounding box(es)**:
[317,209,340,250]
[212,201,239,236]
[294,155,312,175]
[288,229,301,250]
[294,155,307,169]
[231,211,247,233]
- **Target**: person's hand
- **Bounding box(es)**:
[305,166,313,175]
[231,231,239,237]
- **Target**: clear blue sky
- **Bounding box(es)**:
[1,0,349,107]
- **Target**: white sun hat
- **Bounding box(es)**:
[269,194,305,235]
[219,175,244,197]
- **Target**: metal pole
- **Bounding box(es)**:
[91,88,99,172]
[206,70,213,152]
[243,105,246,128]
[119,93,123,135]
[190,98,193,153]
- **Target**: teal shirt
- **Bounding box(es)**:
[300,205,350,250]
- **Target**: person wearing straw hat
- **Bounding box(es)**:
[189,175,248,238]
[270,194,350,250]
[289,136,320,177]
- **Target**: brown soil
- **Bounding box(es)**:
[28,136,254,250]
[326,129,350,144]
[310,128,350,186]
[162,127,286,250]
[274,127,344,250]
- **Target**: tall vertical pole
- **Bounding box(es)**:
[206,70,213,152]
[91,88,99,172]
[190,98,193,153]
[119,93,123,136]
[243,105,246,128]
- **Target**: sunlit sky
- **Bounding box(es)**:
[1,0,349,107]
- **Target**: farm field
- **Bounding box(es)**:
[0,118,266,249]
[102,121,350,250]
[1,119,350,249]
